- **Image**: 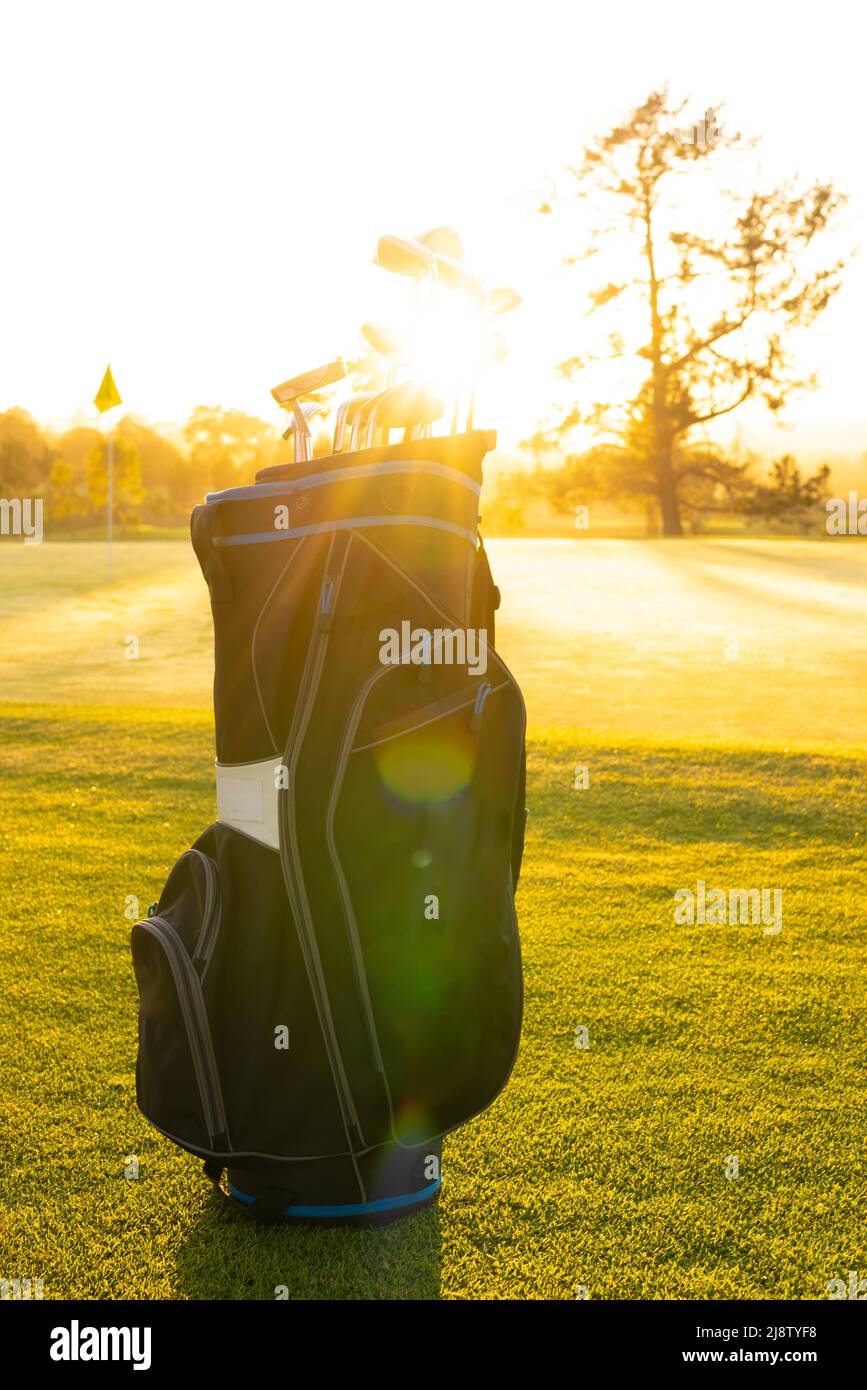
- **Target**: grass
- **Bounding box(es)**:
[1,700,863,1300]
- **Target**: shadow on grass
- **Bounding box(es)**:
[174,1189,443,1300]
[649,539,866,612]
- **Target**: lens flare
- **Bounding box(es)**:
[407,296,488,401]
[391,1100,434,1148]
[375,725,476,804]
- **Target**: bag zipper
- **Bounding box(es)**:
[353,678,506,752]
[137,915,230,1147]
[278,534,366,1153]
[325,664,394,1111]
[187,849,222,974]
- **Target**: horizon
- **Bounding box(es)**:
[6,405,865,481]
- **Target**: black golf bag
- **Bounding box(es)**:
[130,430,526,1223]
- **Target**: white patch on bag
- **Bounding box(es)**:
[217,777,264,824]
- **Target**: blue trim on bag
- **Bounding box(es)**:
[229,1177,441,1218]
[212,515,477,547]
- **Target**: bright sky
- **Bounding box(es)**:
[1,0,864,462]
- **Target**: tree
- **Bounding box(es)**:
[0,409,54,494]
[183,406,283,495]
[46,456,88,524]
[483,466,529,532]
[116,416,189,523]
[536,446,829,535]
[534,89,846,534]
[49,426,103,527]
[86,438,144,524]
[745,454,830,531]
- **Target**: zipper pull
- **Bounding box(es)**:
[470,681,492,731]
[319,576,335,631]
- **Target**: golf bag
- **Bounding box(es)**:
[130,430,526,1223]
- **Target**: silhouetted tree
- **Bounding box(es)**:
[537,445,829,534]
[534,88,846,534]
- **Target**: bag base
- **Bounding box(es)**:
[223,1137,443,1226]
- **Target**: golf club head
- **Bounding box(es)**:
[365,381,444,446]
[376,234,437,282]
[416,226,465,263]
[361,321,406,364]
[376,233,487,306]
[271,358,346,407]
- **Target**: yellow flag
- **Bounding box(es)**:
[94,364,122,414]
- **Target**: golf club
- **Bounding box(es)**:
[361,320,408,373]
[271,357,346,463]
[364,380,443,447]
[332,391,377,453]
[416,226,466,263]
[375,233,488,306]
[282,401,329,462]
[375,233,492,432]
[348,384,394,451]
[359,322,443,443]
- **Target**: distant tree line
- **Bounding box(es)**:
[0,405,288,529]
[482,450,833,535]
[1,400,837,537]
[529,448,831,534]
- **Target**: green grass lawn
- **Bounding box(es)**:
[2,701,863,1299]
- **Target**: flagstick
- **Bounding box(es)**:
[107,425,114,583]
[94,365,121,579]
